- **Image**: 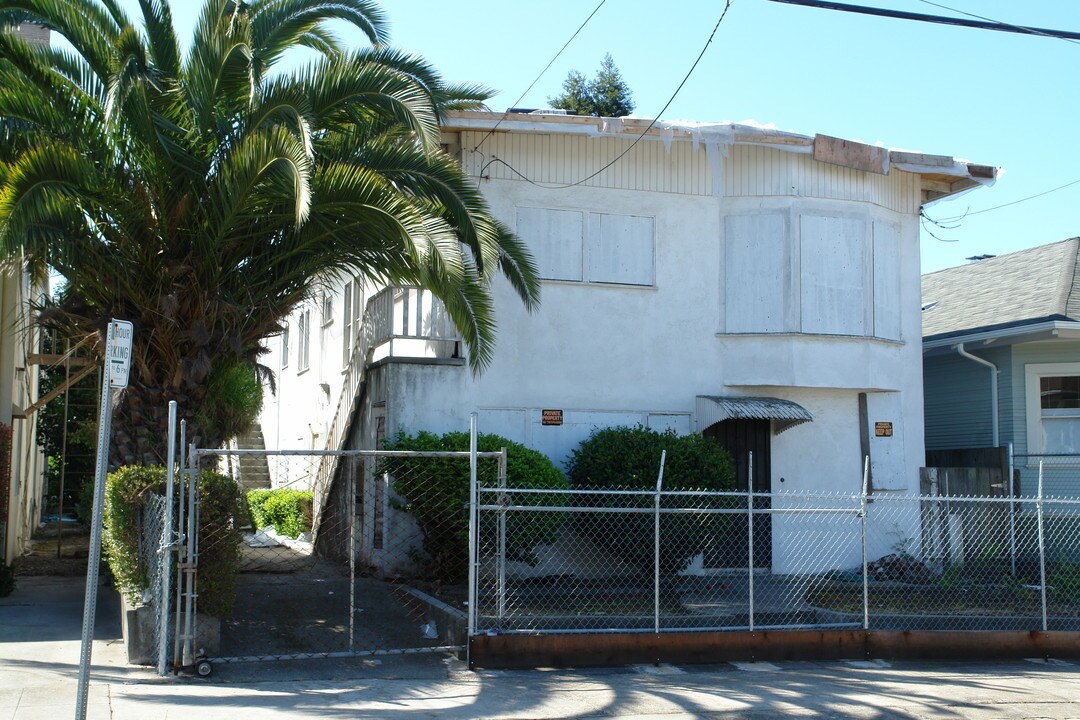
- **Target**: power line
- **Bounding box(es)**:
[766,0,1080,41]
[926,177,1080,224]
[912,0,1080,46]
[478,0,735,190]
[471,0,609,154]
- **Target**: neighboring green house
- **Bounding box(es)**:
[922,238,1080,495]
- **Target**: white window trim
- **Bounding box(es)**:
[281,324,290,368]
[297,309,311,374]
[320,290,333,327]
[1024,361,1080,464]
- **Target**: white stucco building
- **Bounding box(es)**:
[258,111,996,574]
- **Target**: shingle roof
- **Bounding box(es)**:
[921,238,1080,340]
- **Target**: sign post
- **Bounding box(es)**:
[75,319,132,720]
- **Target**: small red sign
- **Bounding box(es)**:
[542,409,563,426]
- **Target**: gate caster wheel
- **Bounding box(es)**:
[195,660,213,677]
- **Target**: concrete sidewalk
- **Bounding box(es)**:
[6,576,1080,719]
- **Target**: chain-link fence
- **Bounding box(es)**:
[181,446,503,667]
[474,456,1080,637]
[139,492,173,670]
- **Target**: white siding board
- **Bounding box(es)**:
[461,131,918,211]
[461,131,711,197]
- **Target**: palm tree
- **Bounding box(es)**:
[0,0,539,465]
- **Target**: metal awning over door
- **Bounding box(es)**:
[695,396,813,434]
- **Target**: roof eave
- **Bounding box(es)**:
[442,111,997,191]
[922,320,1080,355]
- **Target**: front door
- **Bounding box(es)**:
[702,419,772,569]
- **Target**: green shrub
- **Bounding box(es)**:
[1050,561,1080,605]
[246,488,313,538]
[103,465,243,617]
[382,431,569,583]
[567,425,735,575]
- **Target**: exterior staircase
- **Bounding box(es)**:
[234,423,272,493]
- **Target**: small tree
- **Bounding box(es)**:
[567,426,734,575]
[549,53,634,117]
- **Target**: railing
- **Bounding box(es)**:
[311,286,461,536]
[366,286,461,362]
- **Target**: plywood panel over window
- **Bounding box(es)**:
[800,215,867,336]
[724,214,788,333]
[589,214,655,285]
[873,221,901,341]
[516,207,583,281]
[517,207,655,286]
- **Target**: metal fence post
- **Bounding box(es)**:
[158,401,178,676]
[467,414,479,652]
[1008,443,1017,577]
[861,455,870,631]
[654,450,667,634]
[496,445,508,628]
[1037,460,1048,632]
[172,421,187,671]
[181,443,198,668]
[348,457,356,654]
[747,451,755,633]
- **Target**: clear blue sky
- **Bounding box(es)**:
[116,0,1079,273]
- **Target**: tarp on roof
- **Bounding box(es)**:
[696,396,813,435]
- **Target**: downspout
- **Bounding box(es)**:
[955,343,999,447]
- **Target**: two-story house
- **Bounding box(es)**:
[923,238,1080,498]
[258,111,996,574]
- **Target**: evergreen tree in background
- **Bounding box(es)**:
[549,53,634,117]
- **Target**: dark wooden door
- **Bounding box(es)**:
[702,419,772,568]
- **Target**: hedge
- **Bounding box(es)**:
[103,465,243,617]
[567,425,735,575]
[381,431,569,582]
[246,488,313,539]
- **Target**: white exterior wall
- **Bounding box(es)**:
[1,267,45,564]
[258,279,356,489]
[258,128,930,574]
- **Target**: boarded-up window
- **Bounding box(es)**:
[517,207,583,281]
[517,207,655,286]
[588,214,655,285]
[800,215,867,335]
[873,221,901,341]
[724,214,788,333]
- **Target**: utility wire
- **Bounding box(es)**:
[926,177,1080,224]
[912,0,1080,46]
[471,0,609,154]
[766,0,1080,41]
[479,0,735,190]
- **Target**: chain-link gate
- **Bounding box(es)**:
[173,438,503,669]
